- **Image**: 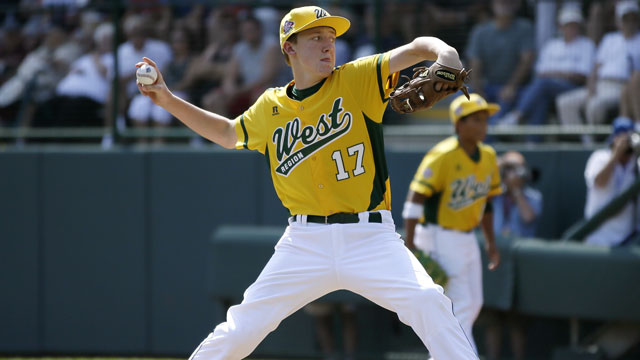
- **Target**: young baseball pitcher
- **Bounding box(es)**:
[137,6,478,359]
[403,93,503,351]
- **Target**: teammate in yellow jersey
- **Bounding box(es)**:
[403,93,503,352]
[136,6,478,359]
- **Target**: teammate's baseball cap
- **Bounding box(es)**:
[449,93,500,124]
[279,6,351,52]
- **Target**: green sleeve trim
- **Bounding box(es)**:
[413,179,436,192]
[264,146,271,170]
[239,115,249,150]
[364,113,389,210]
[424,192,442,225]
[376,54,388,103]
[484,200,493,214]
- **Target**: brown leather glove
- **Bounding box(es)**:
[389,63,471,114]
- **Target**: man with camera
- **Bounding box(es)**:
[485,151,543,360]
[584,116,640,246]
[493,151,543,239]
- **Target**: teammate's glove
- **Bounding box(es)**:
[389,63,471,114]
[413,250,449,288]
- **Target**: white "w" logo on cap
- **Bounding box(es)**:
[314,9,328,18]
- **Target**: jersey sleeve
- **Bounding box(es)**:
[344,52,399,122]
[234,92,268,153]
[409,151,445,197]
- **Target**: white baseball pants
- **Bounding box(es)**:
[415,224,483,352]
[190,211,478,360]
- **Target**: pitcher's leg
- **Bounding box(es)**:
[190,227,336,360]
[340,225,478,359]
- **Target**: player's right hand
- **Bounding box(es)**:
[136,57,172,106]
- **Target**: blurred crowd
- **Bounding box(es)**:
[0,0,639,146]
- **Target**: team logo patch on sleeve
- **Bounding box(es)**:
[422,167,433,179]
[283,21,295,35]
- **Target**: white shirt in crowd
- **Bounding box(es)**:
[584,148,640,246]
[56,53,113,104]
[535,35,595,77]
[116,39,172,98]
[596,31,640,81]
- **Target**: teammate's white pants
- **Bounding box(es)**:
[414,224,483,352]
[190,211,478,360]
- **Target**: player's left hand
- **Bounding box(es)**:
[486,242,500,270]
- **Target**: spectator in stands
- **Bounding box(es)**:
[422,0,491,56]
[202,14,281,118]
[304,301,358,360]
[351,3,404,59]
[497,5,595,141]
[620,71,640,124]
[0,13,27,85]
[70,10,103,54]
[556,0,640,143]
[493,151,543,239]
[0,16,27,126]
[583,116,640,247]
[110,13,172,140]
[178,7,237,110]
[483,151,543,360]
[127,25,194,144]
[586,0,618,46]
[466,0,535,123]
[0,25,82,130]
[53,22,114,140]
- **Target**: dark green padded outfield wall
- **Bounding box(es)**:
[0,147,592,356]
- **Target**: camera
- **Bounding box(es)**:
[500,163,529,181]
[627,132,640,154]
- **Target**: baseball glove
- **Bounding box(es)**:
[389,63,471,114]
[413,250,449,288]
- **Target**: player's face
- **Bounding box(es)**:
[458,110,489,142]
[292,26,337,77]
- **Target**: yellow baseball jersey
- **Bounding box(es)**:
[234,52,399,216]
[410,136,502,232]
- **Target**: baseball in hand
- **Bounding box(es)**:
[136,63,157,85]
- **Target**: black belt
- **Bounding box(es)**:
[292,212,383,224]
[421,223,473,234]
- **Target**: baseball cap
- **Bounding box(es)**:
[616,0,639,20]
[610,116,634,140]
[449,93,500,124]
[279,6,350,52]
[558,5,583,25]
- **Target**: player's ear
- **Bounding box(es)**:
[283,42,296,56]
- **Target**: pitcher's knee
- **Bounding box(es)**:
[414,286,452,310]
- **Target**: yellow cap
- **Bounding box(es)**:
[449,93,500,124]
[279,6,351,52]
